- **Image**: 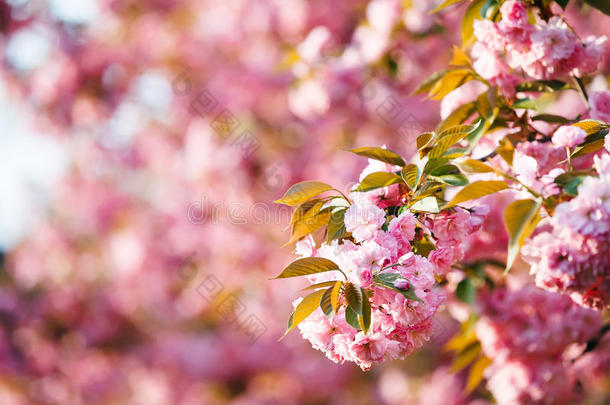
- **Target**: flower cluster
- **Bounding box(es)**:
[279,158,488,370]
[471,0,607,95]
[524,153,610,309]
[476,287,602,404]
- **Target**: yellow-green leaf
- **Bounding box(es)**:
[431,0,468,13]
[274,257,341,279]
[429,125,472,158]
[496,137,515,166]
[417,132,435,150]
[354,172,404,192]
[401,164,421,190]
[349,147,406,166]
[457,159,495,173]
[450,45,472,66]
[437,100,478,132]
[466,355,492,393]
[320,286,335,316]
[430,69,476,100]
[409,196,440,213]
[451,343,482,373]
[414,69,450,95]
[275,181,334,206]
[300,281,340,291]
[327,208,348,242]
[331,281,342,313]
[285,207,331,245]
[445,180,509,208]
[358,288,372,333]
[461,0,486,46]
[505,199,541,272]
[573,119,608,135]
[281,289,325,339]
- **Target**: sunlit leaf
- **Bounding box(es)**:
[409,196,440,213]
[414,69,450,95]
[431,0,468,13]
[300,281,341,291]
[275,181,334,206]
[417,132,434,150]
[505,199,541,272]
[286,207,331,245]
[451,343,482,373]
[496,137,515,166]
[331,281,342,313]
[434,173,469,186]
[466,355,492,393]
[327,208,348,242]
[457,159,495,173]
[274,257,341,279]
[320,286,335,316]
[445,180,509,208]
[401,164,421,190]
[573,119,609,135]
[429,125,472,158]
[437,100,478,132]
[462,0,487,46]
[354,172,404,192]
[358,288,372,333]
[281,289,325,339]
[430,69,476,100]
[450,45,472,66]
[349,147,406,166]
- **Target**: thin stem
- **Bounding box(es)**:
[573,76,590,109]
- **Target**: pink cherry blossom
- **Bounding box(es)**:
[552,125,587,148]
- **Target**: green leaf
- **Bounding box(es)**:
[430,164,459,176]
[373,273,422,302]
[462,0,487,46]
[434,173,469,186]
[504,199,542,272]
[431,0,468,13]
[555,0,569,10]
[512,98,537,110]
[344,282,363,315]
[409,196,440,213]
[349,147,406,166]
[358,288,372,333]
[515,80,569,92]
[456,278,476,304]
[445,180,509,208]
[274,257,341,279]
[584,0,610,15]
[423,157,450,174]
[354,172,404,192]
[320,286,336,316]
[281,289,325,339]
[401,164,421,190]
[327,208,348,242]
[456,159,495,173]
[345,306,362,330]
[275,181,334,206]
[531,114,570,124]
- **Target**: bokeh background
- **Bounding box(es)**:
[0,0,608,404]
